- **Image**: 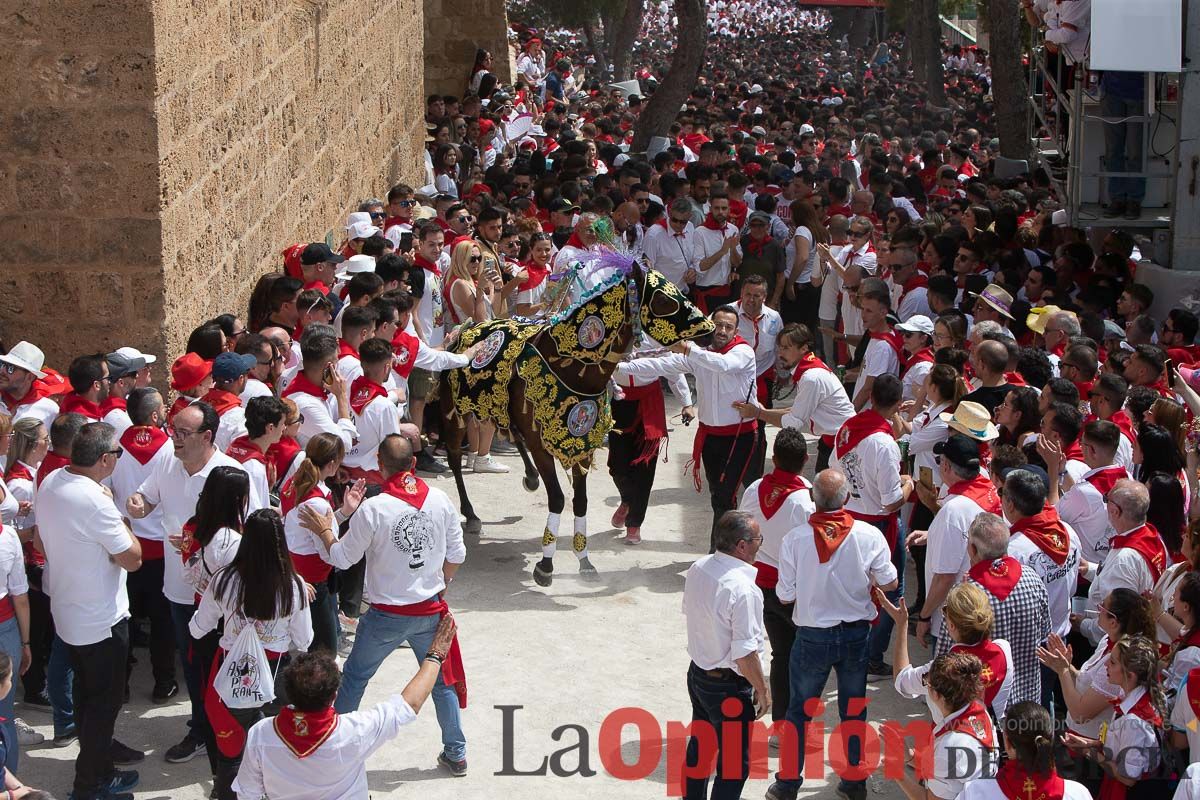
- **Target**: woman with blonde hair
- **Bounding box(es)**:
[0,415,19,526]
[783,200,830,330]
[4,418,47,542]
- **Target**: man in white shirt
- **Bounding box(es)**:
[235,333,277,403]
[125,402,256,764]
[616,305,756,549]
[37,422,143,800]
[0,341,60,427]
[849,278,902,410]
[680,510,769,800]
[308,435,468,775]
[343,338,420,484]
[769,469,897,800]
[280,333,357,450]
[1089,374,1135,469]
[734,276,783,484]
[334,306,377,384]
[1039,400,1089,491]
[1043,0,1091,63]
[643,198,698,292]
[1052,420,1126,566]
[891,248,931,322]
[100,351,142,438]
[225,395,287,509]
[408,223,450,451]
[691,192,742,313]
[202,352,256,452]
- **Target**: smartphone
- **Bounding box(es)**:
[322,364,333,383]
[1167,358,1176,388]
[919,466,934,490]
[399,232,414,253]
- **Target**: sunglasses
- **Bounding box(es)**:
[851,230,870,237]
[396,200,417,208]
[670,217,690,225]
[455,216,471,223]
[469,255,483,263]
[369,212,387,220]
[107,447,124,458]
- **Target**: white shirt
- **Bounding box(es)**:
[234,694,418,800]
[108,437,174,543]
[1057,465,1122,564]
[617,340,756,427]
[1082,533,1158,643]
[102,406,133,439]
[189,572,314,654]
[37,469,133,646]
[214,405,248,453]
[415,257,449,347]
[907,402,951,491]
[925,486,997,632]
[287,387,357,451]
[901,358,932,403]
[336,353,363,385]
[735,302,783,377]
[834,430,903,516]
[136,448,252,605]
[343,393,401,473]
[959,778,1093,800]
[643,222,696,291]
[682,552,766,674]
[927,705,999,800]
[1068,635,1122,738]
[739,476,814,570]
[240,378,273,404]
[1171,679,1200,759]
[185,526,242,599]
[0,526,28,603]
[1044,0,1091,63]
[5,465,36,533]
[1172,764,1200,800]
[1115,430,1135,470]
[2,393,58,429]
[693,222,738,288]
[784,226,817,284]
[818,247,844,321]
[1008,519,1081,637]
[1104,686,1160,781]
[324,484,465,606]
[781,366,854,437]
[284,482,334,559]
[777,518,897,628]
[896,284,932,323]
[894,639,1014,726]
[851,335,901,405]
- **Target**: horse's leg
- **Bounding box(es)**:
[514,439,540,493]
[525,440,565,587]
[439,379,481,535]
[571,461,599,580]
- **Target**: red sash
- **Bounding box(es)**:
[119,425,168,466]
[371,597,467,708]
[200,389,241,417]
[946,475,1002,515]
[226,436,267,466]
[757,470,810,521]
[167,395,193,422]
[934,700,995,748]
[273,706,339,758]
[1109,523,1169,583]
[995,760,1065,800]
[1185,666,1200,721]
[834,409,893,460]
[281,373,328,400]
[1011,506,1072,565]
[969,556,1023,601]
[618,380,667,465]
[809,509,856,564]
[951,639,1009,708]
[1084,466,1129,497]
[390,331,421,380]
[99,396,127,417]
[902,347,934,377]
[875,328,905,364]
[4,463,32,484]
[58,393,102,420]
[380,470,430,510]
[36,452,69,486]
[1108,410,1137,443]
[349,377,388,416]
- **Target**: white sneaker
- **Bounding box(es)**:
[471,454,510,473]
[464,453,476,472]
[16,718,44,746]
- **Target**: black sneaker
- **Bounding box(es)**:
[53,726,78,747]
[1103,199,1126,218]
[866,660,892,681]
[766,780,799,800]
[836,782,868,800]
[437,752,467,777]
[104,769,140,794]
[151,680,179,704]
[111,739,145,766]
[22,690,52,710]
[164,732,206,763]
[415,450,448,474]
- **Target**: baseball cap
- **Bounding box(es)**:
[301,243,346,266]
[1103,319,1127,340]
[933,434,982,470]
[212,352,257,382]
[115,346,157,366]
[747,211,772,226]
[548,198,581,215]
[170,353,212,392]
[895,315,935,336]
[347,221,381,240]
[344,212,372,231]
[105,352,143,381]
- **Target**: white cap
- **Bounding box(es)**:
[0,341,46,379]
[115,346,157,365]
[335,254,376,280]
[750,125,767,137]
[344,212,372,231]
[347,221,381,240]
[750,83,764,93]
[895,315,935,336]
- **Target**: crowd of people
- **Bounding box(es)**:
[2,1,1200,799]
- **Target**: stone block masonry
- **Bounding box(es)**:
[423,0,511,96]
[0,0,427,367]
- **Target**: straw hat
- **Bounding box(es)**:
[939,401,1000,441]
[1025,304,1063,336]
[970,283,1014,319]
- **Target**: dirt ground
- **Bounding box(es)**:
[19,395,931,799]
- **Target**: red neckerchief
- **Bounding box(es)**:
[380,470,430,510]
[266,437,301,484]
[1072,379,1095,401]
[1108,409,1137,443]
[302,279,330,295]
[715,335,750,356]
[337,339,359,361]
[902,347,935,377]
[36,452,69,486]
[390,331,421,380]
[834,409,893,460]
[167,395,194,423]
[947,475,1002,514]
[1061,437,1084,463]
[58,393,102,420]
[1085,465,1129,497]
[744,234,771,258]
[119,425,169,466]
[4,462,32,483]
[413,254,442,279]
[281,372,328,400]
[1175,626,1200,652]
[827,203,853,218]
[349,376,389,415]
[1146,378,1176,399]
[273,706,338,759]
[1111,688,1162,727]
[1,379,53,410]
[728,199,748,227]
[700,213,726,231]
[898,273,929,306]
[518,260,550,292]
[200,388,241,416]
[382,215,411,232]
[951,638,1008,707]
[1186,666,1200,721]
[792,352,831,381]
[99,396,127,416]
[1110,523,1169,583]
[934,700,995,747]
[565,232,586,249]
[875,328,905,363]
[969,556,1024,601]
[757,470,810,520]
[279,476,325,517]
[226,435,267,465]
[995,760,1065,800]
[808,509,856,564]
[1011,505,1071,565]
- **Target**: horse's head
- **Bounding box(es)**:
[636,265,715,346]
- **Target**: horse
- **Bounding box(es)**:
[438,253,713,586]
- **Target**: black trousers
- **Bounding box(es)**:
[214,704,266,800]
[762,585,796,721]
[21,568,52,700]
[780,282,821,333]
[684,663,756,800]
[816,436,833,473]
[607,398,658,529]
[908,501,935,613]
[703,430,757,551]
[744,381,773,489]
[67,619,129,798]
[125,557,176,688]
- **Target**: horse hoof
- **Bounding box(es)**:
[533,561,554,587]
[522,474,540,493]
[578,558,600,581]
[464,518,482,536]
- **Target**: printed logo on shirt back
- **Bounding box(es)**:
[391,511,434,570]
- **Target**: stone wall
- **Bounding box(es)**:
[423,0,511,97]
[0,0,428,367]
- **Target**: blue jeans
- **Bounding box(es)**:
[683,664,756,800]
[171,601,207,742]
[47,635,75,737]
[308,582,339,654]
[334,607,465,760]
[0,616,21,771]
[868,533,906,663]
[1101,89,1146,203]
[779,621,871,790]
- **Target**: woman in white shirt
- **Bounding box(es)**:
[0,521,28,773]
[0,416,20,527]
[3,419,46,542]
[958,701,1093,800]
[1152,521,1197,645]
[190,508,313,800]
[897,651,998,800]
[995,386,1041,449]
[1164,571,1200,695]
[782,201,828,332]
